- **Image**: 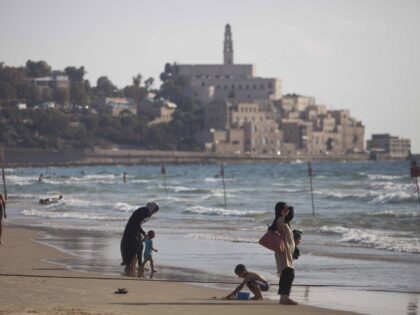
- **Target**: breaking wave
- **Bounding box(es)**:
[182,205,267,217]
[319,225,420,253]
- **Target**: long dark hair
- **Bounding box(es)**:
[284,206,294,226]
[268,202,287,231]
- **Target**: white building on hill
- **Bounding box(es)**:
[177,24,282,105]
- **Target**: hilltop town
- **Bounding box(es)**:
[0,25,411,164]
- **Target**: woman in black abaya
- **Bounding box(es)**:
[120,202,159,274]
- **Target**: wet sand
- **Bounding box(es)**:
[0,227,361,315]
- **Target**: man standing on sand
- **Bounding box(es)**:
[120,202,159,275]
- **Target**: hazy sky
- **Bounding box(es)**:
[1,0,419,152]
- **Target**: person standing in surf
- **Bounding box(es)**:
[120,202,159,275]
[268,201,298,305]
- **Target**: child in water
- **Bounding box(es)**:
[139,230,158,277]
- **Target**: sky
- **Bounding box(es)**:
[1,0,419,152]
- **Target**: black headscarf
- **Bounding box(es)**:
[268,202,287,231]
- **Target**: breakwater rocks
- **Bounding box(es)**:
[1,147,405,167]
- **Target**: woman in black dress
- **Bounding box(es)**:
[120,202,159,274]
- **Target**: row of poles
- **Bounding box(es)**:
[159,161,316,216]
[1,147,419,212]
[160,158,420,213]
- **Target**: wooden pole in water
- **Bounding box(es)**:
[220,164,227,209]
[308,161,315,217]
[0,148,7,199]
[160,164,168,199]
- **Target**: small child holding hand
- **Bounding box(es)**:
[139,230,158,277]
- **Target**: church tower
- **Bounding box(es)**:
[223,24,234,65]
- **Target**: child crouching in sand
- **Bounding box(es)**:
[224,264,269,300]
[138,230,158,277]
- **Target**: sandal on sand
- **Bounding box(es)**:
[114,288,128,294]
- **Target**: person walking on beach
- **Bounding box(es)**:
[268,201,298,305]
[0,194,7,244]
[120,202,159,275]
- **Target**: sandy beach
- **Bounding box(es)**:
[0,227,361,315]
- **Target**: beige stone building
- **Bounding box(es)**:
[186,25,365,156]
[280,96,364,155]
[100,97,137,117]
[367,134,411,158]
[200,99,282,154]
[139,93,177,126]
[177,24,282,104]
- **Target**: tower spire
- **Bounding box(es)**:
[223,24,234,65]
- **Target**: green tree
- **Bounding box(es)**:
[95,76,116,98]
[65,66,85,82]
[144,77,154,90]
[25,60,51,77]
[132,74,142,87]
[0,81,16,101]
[53,87,70,106]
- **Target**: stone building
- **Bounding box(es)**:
[139,93,177,126]
[367,134,411,158]
[186,25,365,156]
[177,24,282,104]
[200,99,282,154]
[25,72,70,91]
[99,97,137,117]
[279,96,364,155]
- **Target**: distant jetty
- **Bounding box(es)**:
[1,147,410,167]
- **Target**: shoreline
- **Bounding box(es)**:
[2,147,411,168]
[0,226,362,315]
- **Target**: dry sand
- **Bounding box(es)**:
[0,227,360,315]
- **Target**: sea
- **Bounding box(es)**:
[3,160,420,315]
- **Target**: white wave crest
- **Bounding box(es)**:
[185,233,256,243]
[319,225,420,253]
[22,209,124,221]
[62,197,107,208]
[367,174,407,180]
[316,190,417,204]
[367,210,420,218]
[113,202,135,212]
[182,206,266,217]
[6,175,34,186]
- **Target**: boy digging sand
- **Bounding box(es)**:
[138,230,158,277]
[225,264,269,300]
